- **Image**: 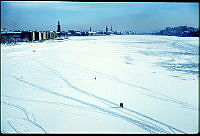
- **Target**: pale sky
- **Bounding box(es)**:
[1,1,199,33]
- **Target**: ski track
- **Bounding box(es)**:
[3,94,164,133]
[2,101,47,134]
[28,56,187,134]
[2,94,106,115]
[8,56,187,134]
[49,57,197,111]
[28,60,173,133]
[7,120,20,133]
[12,76,172,134]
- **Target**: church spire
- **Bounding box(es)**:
[57,20,61,32]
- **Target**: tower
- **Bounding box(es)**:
[90,27,91,32]
[110,26,112,31]
[106,25,108,33]
[57,21,61,32]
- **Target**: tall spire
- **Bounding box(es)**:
[57,20,61,32]
[106,25,108,33]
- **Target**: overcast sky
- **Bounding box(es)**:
[1,1,199,33]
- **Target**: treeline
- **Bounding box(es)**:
[154,26,199,37]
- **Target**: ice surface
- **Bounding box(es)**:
[1,35,199,134]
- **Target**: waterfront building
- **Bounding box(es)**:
[30,31,35,41]
[43,32,46,40]
[35,31,42,41]
[21,31,31,42]
[39,32,42,40]
[46,32,49,40]
[1,31,23,43]
[68,30,75,36]
[41,32,44,40]
[106,25,108,34]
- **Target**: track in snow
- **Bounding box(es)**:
[8,56,187,134]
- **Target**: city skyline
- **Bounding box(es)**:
[1,1,199,33]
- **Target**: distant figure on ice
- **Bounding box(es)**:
[120,103,123,108]
[94,77,96,80]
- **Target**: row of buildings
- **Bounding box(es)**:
[1,31,58,44]
[58,24,135,36]
[1,21,136,44]
[57,21,135,36]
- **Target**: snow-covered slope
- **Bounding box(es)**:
[1,35,199,134]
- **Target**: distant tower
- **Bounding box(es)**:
[90,27,91,32]
[57,21,61,32]
[110,26,112,31]
[106,25,108,33]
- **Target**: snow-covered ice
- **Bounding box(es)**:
[1,35,199,134]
